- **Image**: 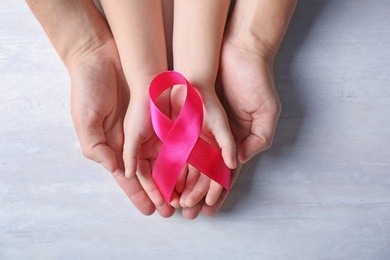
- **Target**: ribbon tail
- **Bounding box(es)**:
[188,138,231,191]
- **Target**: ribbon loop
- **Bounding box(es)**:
[150,71,231,203]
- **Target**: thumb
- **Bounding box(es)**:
[212,120,237,169]
[122,121,141,179]
[238,134,270,164]
[237,114,278,164]
[74,122,118,173]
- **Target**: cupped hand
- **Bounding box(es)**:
[183,35,282,218]
[122,92,176,215]
[170,85,236,219]
[218,38,281,165]
[67,38,173,217]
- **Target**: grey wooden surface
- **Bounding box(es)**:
[1,1,390,259]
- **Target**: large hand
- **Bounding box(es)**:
[181,0,296,218]
[68,39,172,217]
[207,37,282,216]
[182,35,282,218]
[219,40,281,164]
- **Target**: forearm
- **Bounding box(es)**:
[173,0,230,91]
[26,0,112,68]
[227,0,297,60]
[101,0,167,96]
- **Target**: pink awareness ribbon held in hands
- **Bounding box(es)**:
[149,71,231,203]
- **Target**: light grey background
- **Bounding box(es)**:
[1,0,389,259]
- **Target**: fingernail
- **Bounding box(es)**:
[170,199,180,209]
[125,168,131,178]
[179,197,186,208]
[227,156,236,169]
[232,156,237,169]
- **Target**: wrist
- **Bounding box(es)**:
[27,0,113,68]
[59,1,113,69]
[224,22,275,65]
[225,14,278,63]
[127,67,168,98]
[226,0,297,61]
[176,68,219,96]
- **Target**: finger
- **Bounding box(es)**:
[238,113,279,164]
[212,118,237,169]
[202,163,242,216]
[205,180,223,206]
[137,159,175,217]
[136,159,165,207]
[110,139,158,216]
[137,160,175,218]
[170,191,181,209]
[85,143,117,173]
[122,123,141,179]
[183,171,211,208]
[156,203,176,218]
[202,189,228,217]
[182,198,204,220]
[111,169,156,216]
[73,119,118,173]
[179,166,200,207]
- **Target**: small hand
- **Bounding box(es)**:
[170,85,236,218]
[122,94,177,215]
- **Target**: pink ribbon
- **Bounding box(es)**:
[149,71,231,203]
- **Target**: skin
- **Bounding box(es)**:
[101,0,237,213]
[172,0,237,214]
[26,0,296,219]
[182,0,297,219]
[26,0,172,217]
[100,0,175,213]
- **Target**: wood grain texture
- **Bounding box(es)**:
[1,0,389,259]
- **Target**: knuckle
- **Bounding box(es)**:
[81,146,95,160]
[261,136,274,150]
[275,100,282,116]
[268,97,282,117]
[81,144,100,160]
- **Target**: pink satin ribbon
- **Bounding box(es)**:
[149,71,231,203]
